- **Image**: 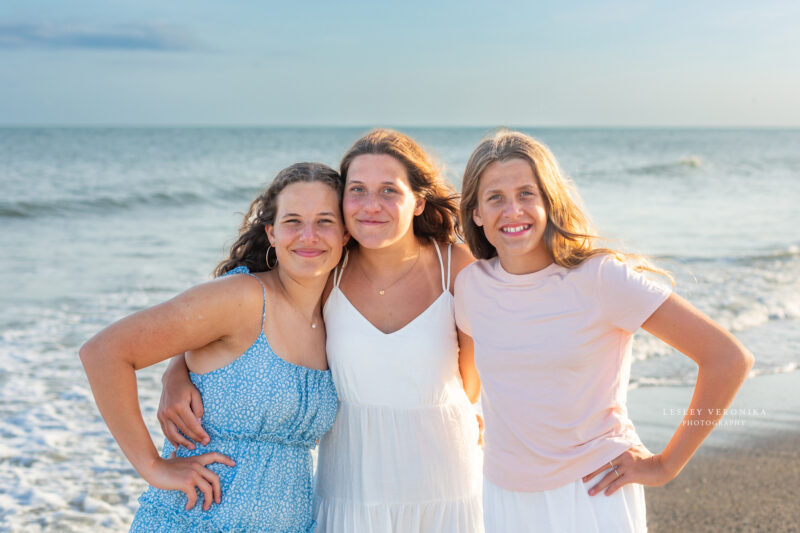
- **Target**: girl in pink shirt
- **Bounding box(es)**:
[454,130,753,532]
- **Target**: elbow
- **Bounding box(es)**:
[79,338,99,368]
[740,348,755,376]
[724,344,754,382]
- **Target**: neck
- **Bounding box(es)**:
[497,249,554,275]
[273,268,326,316]
[356,232,422,275]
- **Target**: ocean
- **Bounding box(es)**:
[1,127,799,531]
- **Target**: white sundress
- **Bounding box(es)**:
[313,243,484,532]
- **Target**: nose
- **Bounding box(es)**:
[502,197,523,218]
[300,222,319,242]
[363,192,381,212]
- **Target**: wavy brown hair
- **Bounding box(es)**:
[461,129,672,281]
[340,129,460,244]
[214,162,343,277]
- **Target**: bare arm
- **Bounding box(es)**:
[79,277,256,508]
[457,329,480,403]
[585,293,754,495]
[449,243,481,402]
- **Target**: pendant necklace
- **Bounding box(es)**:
[277,276,319,329]
[359,242,421,296]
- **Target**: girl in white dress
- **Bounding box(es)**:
[159,129,484,532]
[454,130,753,532]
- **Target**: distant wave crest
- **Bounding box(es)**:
[0,185,258,218]
[627,156,703,176]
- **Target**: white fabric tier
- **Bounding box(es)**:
[314,399,483,532]
[483,476,646,533]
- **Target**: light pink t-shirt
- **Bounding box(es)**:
[454,254,671,492]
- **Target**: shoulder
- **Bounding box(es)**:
[190,270,266,310]
[454,255,491,296]
[449,243,476,284]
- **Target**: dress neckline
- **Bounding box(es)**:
[327,287,451,336]
[190,332,332,377]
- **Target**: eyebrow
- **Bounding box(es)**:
[281,211,337,218]
[483,184,538,195]
[347,179,400,186]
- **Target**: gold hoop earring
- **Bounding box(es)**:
[266,244,278,269]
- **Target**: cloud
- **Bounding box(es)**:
[0,22,199,51]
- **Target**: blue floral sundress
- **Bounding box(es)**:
[130,267,338,532]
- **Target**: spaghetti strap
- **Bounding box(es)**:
[445,243,452,292]
[243,273,267,333]
[221,266,266,332]
[431,238,446,292]
[333,249,349,288]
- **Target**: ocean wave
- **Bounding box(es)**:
[655,244,800,265]
[626,156,703,176]
[0,185,259,219]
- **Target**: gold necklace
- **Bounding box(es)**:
[358,243,421,296]
[276,275,319,329]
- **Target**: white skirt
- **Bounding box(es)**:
[314,400,484,532]
[483,475,646,533]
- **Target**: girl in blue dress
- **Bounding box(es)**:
[80,162,348,532]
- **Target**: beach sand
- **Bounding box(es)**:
[628,371,800,532]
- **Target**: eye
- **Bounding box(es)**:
[318,218,334,225]
[487,193,502,202]
[348,185,364,193]
[283,218,301,224]
[520,190,535,198]
[382,187,398,194]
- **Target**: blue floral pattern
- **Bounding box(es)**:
[130,266,338,532]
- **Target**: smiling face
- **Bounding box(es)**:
[342,153,424,249]
[266,181,347,280]
[473,158,553,274]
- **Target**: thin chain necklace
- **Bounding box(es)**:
[276,275,319,329]
[358,242,421,296]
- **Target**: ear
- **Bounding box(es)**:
[472,208,484,227]
[413,196,425,217]
[265,225,276,245]
[342,228,351,247]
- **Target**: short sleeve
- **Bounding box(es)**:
[453,268,472,336]
[596,255,671,333]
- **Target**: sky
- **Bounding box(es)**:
[1,0,799,127]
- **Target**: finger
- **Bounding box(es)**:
[192,474,214,511]
[199,467,221,504]
[158,418,178,450]
[177,406,209,445]
[200,452,236,468]
[583,462,612,483]
[604,473,629,496]
[164,419,196,450]
[190,389,205,420]
[173,406,205,444]
[183,487,198,510]
[589,469,619,496]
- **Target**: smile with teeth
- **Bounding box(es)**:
[500,224,531,235]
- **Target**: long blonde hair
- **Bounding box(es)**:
[460,129,672,281]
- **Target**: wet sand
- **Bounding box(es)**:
[628,371,800,532]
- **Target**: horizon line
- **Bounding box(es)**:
[1,123,799,130]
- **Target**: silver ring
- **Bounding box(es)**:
[612,465,620,477]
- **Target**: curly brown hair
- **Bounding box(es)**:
[214,162,343,277]
[340,129,461,244]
